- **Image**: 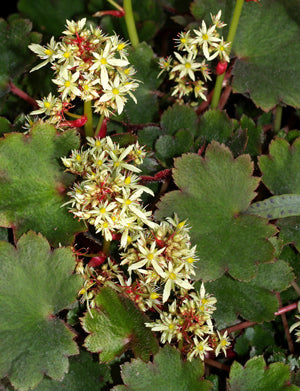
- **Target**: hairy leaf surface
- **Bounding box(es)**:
[0,232,82,391]
[81,287,158,362]
[156,142,276,281]
[113,345,212,391]
[0,122,85,245]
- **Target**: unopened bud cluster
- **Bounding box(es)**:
[29,18,139,124]
[158,11,230,103]
[65,137,230,360]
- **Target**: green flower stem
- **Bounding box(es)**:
[94,114,105,138]
[84,101,94,137]
[211,0,244,109]
[64,111,83,119]
[123,0,139,48]
[274,104,283,134]
[102,238,111,255]
[107,0,124,12]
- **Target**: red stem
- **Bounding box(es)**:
[9,81,38,107]
[276,292,294,354]
[223,302,298,334]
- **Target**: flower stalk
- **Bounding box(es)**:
[84,101,94,137]
[123,0,139,48]
[211,0,244,109]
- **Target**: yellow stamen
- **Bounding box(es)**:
[44,101,51,108]
[169,272,176,280]
[44,49,53,56]
[150,292,159,300]
[124,176,131,185]
[112,88,119,95]
[100,207,106,214]
[125,199,132,205]
[101,58,107,65]
[147,253,154,260]
[63,52,70,58]
[64,81,71,87]
[185,62,191,68]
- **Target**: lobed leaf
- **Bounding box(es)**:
[17,0,85,37]
[0,122,85,246]
[81,287,158,362]
[259,138,300,195]
[33,350,111,391]
[207,259,294,326]
[113,345,212,391]
[232,0,300,111]
[124,43,161,123]
[0,232,82,391]
[227,356,300,390]
[156,142,276,281]
[0,18,41,97]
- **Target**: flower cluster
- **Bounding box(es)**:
[29,18,139,124]
[64,137,230,361]
[62,136,156,247]
[158,11,230,103]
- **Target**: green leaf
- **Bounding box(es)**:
[156,142,276,281]
[246,194,300,219]
[207,259,293,326]
[227,356,300,391]
[160,104,198,136]
[259,138,300,194]
[0,18,41,96]
[81,287,158,362]
[198,109,233,143]
[33,350,111,391]
[0,232,82,391]
[125,43,161,123]
[240,114,263,157]
[232,0,300,111]
[17,0,85,37]
[138,126,161,150]
[0,122,85,246]
[112,345,212,391]
[234,324,276,357]
[0,117,12,136]
[155,130,194,167]
[278,216,300,252]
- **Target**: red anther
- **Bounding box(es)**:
[245,0,260,2]
[216,61,228,76]
[88,254,106,267]
[60,115,88,128]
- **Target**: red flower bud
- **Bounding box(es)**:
[216,61,227,76]
[88,254,106,267]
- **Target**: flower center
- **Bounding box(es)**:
[64,81,71,87]
[125,199,132,205]
[112,88,119,95]
[117,43,125,50]
[44,101,51,108]
[147,253,154,260]
[64,52,71,58]
[102,222,109,228]
[44,49,53,56]
[169,272,176,280]
[124,176,131,185]
[202,33,209,40]
[150,292,159,300]
[180,38,186,43]
[185,62,191,68]
[187,257,195,263]
[101,58,107,65]
[100,207,106,214]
